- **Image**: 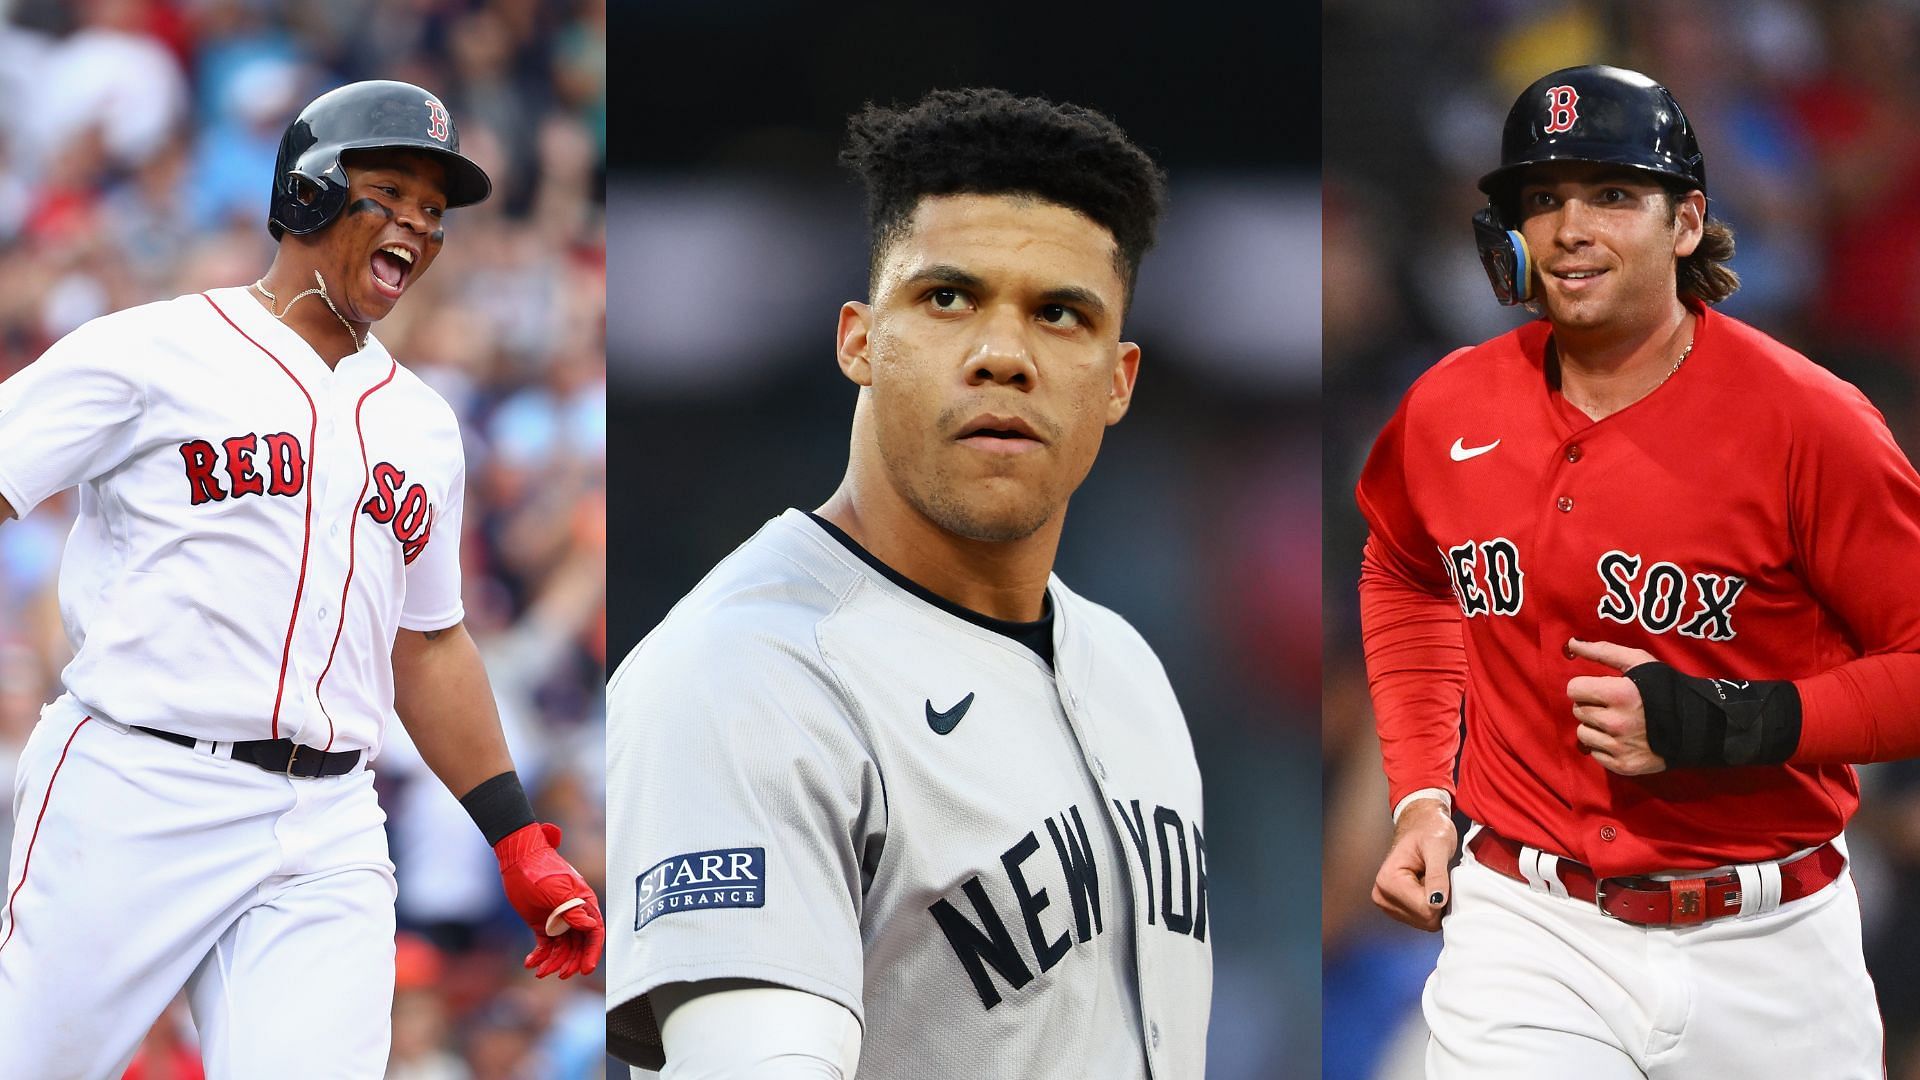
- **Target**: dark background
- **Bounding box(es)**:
[612,2,1321,1076]
[1324,2,1920,1077]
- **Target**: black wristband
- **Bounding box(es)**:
[460,771,538,846]
[1625,662,1801,768]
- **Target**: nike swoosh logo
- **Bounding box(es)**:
[1450,437,1501,461]
[926,692,975,735]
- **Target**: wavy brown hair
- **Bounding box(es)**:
[1664,185,1739,304]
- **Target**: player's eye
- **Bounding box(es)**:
[928,287,970,311]
[377,185,400,197]
[1521,190,1555,210]
[1038,304,1083,329]
[1599,187,1628,203]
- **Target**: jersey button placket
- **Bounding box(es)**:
[1557,496,1574,513]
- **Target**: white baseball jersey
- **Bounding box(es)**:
[0,286,465,752]
[607,510,1212,1079]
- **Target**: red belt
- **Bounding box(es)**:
[1466,827,1846,927]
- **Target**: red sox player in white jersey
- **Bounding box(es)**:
[0,81,602,1078]
[1359,66,1910,1077]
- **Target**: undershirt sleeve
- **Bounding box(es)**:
[1360,537,1469,808]
[654,981,863,1080]
[1785,381,1920,762]
[1356,388,1469,810]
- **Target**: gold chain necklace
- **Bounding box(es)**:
[251,271,364,352]
[1656,337,1695,390]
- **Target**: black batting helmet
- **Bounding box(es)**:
[268,80,492,241]
[1472,65,1705,305]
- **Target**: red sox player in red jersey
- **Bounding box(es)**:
[1358,66,1903,1077]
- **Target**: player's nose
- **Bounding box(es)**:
[1552,198,1596,247]
[964,307,1038,388]
[392,199,434,236]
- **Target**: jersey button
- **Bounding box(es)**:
[1149,1022,1161,1048]
[1556,496,1574,513]
[1600,825,1617,842]
[1093,756,1109,781]
[1566,445,1582,462]
[318,606,330,621]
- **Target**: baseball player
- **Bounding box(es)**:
[1357,65,1908,1077]
[0,80,603,1078]
[606,88,1211,1079]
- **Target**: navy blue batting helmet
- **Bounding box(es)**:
[268,80,492,241]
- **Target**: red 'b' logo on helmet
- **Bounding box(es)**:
[1543,86,1580,134]
[426,99,451,143]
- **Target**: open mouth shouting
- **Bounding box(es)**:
[956,412,1048,455]
[369,242,418,300]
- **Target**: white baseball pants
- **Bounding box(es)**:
[1422,830,1884,1079]
[0,699,397,1079]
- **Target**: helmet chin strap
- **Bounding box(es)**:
[252,269,365,352]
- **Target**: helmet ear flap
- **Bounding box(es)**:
[1473,205,1532,306]
[271,158,348,238]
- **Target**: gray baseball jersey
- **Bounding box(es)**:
[607,509,1211,1078]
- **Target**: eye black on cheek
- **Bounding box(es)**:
[347,198,394,220]
[429,229,445,243]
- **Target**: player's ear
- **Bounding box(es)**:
[1672,190,1706,258]
[1106,341,1141,425]
[837,301,873,387]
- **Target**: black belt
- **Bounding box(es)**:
[134,726,363,779]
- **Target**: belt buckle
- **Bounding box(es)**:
[284,743,308,779]
[1595,878,1622,921]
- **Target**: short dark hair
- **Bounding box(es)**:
[840,88,1168,305]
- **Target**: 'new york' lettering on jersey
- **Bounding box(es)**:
[926,799,1207,1011]
[0,287,467,753]
[1358,303,1920,877]
[608,511,1211,1080]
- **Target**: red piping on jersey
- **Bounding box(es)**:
[314,359,397,751]
[202,293,317,740]
[0,716,90,960]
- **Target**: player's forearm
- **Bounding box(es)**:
[1359,544,1468,807]
[1792,651,1920,763]
[390,622,515,797]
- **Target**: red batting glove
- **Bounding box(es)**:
[492,822,605,979]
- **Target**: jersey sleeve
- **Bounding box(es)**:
[605,618,881,1071]
[1356,383,1470,809]
[397,431,466,631]
[0,317,150,518]
[1783,382,1920,761]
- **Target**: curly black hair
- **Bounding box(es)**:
[840,88,1168,306]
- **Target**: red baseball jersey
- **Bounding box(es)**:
[1356,303,1920,877]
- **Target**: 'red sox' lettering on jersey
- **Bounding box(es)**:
[179,432,306,504]
[1593,550,1747,641]
[361,462,435,564]
[1442,537,1525,617]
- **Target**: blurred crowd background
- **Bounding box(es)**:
[0,0,608,1077]
[1325,1,1920,1076]
[615,3,1320,1077]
